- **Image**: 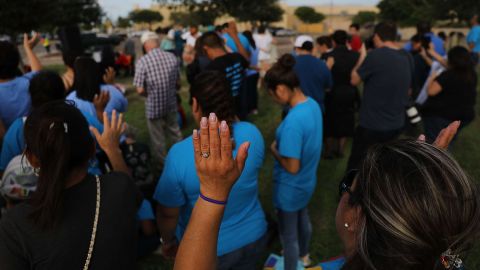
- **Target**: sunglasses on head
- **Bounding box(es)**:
[339,169,359,197]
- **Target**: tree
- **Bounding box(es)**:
[159,0,284,25]
[377,0,480,26]
[117,17,132,28]
[352,11,377,25]
[129,9,163,29]
[294,6,325,24]
[0,0,103,37]
[225,0,284,25]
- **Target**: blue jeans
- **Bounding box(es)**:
[277,208,312,270]
[217,233,267,270]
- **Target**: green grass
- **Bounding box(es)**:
[129,76,480,269]
[47,66,480,269]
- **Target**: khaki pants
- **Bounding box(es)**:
[147,111,183,168]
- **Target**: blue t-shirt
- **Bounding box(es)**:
[274,98,323,211]
[294,55,332,111]
[0,112,103,174]
[0,72,37,128]
[223,33,252,54]
[404,32,446,56]
[154,122,267,256]
[66,84,128,118]
[467,25,480,53]
[247,47,260,77]
[137,199,155,221]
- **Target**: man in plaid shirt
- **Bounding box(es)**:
[134,32,183,168]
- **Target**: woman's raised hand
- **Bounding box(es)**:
[193,113,249,203]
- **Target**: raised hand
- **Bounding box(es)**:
[418,121,460,150]
[193,113,249,202]
[225,21,239,37]
[93,91,110,112]
[90,110,126,154]
[23,32,40,50]
[103,67,116,84]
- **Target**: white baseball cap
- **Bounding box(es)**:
[140,31,159,44]
[294,35,314,48]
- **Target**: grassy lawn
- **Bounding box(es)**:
[45,65,480,269]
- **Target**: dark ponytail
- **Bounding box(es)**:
[24,101,95,230]
[190,71,237,139]
[264,54,300,92]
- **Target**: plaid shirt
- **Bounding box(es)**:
[133,48,179,119]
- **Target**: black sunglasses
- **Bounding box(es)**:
[339,169,359,197]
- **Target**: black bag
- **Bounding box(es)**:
[120,143,157,198]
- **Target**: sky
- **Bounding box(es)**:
[98,0,379,19]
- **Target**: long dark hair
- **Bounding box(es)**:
[342,140,480,270]
[447,46,476,85]
[24,101,95,230]
[72,57,102,101]
[190,71,237,138]
[264,54,300,92]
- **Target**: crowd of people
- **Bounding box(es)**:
[0,15,479,270]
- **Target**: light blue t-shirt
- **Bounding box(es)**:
[154,122,267,256]
[274,97,323,212]
[467,25,480,53]
[404,32,446,56]
[0,112,103,175]
[0,72,37,129]
[223,33,252,54]
[137,199,155,221]
[66,84,128,118]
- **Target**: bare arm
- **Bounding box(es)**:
[90,111,130,175]
[428,44,448,67]
[326,57,335,70]
[136,87,147,97]
[174,114,249,270]
[156,205,180,252]
[270,141,300,174]
[23,33,42,72]
[426,71,443,96]
[351,44,367,86]
[226,22,250,60]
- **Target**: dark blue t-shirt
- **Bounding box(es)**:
[294,55,332,111]
[357,47,411,131]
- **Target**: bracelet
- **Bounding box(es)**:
[199,192,227,205]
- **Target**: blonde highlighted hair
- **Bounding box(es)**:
[343,140,480,270]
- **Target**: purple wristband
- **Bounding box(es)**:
[199,193,227,205]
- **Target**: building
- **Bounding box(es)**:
[273,2,378,34]
[132,2,377,34]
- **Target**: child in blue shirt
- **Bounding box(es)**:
[0,34,42,129]
[66,57,128,121]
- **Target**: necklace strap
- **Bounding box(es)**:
[83,175,101,270]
